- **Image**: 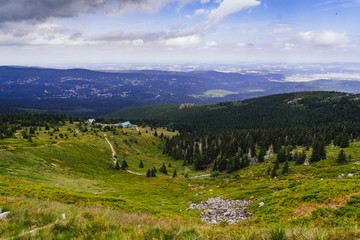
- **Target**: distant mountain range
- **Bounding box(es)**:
[1,66,360,116]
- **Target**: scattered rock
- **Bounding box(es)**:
[0,211,10,220]
[337,174,345,178]
[250,196,254,199]
[258,202,265,207]
[353,161,360,165]
[187,196,253,225]
[195,192,203,196]
[347,173,355,177]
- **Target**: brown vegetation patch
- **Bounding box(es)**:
[294,193,360,218]
[188,184,205,190]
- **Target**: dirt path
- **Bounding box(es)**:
[127,169,144,176]
[190,174,211,178]
[104,134,144,175]
[104,134,116,163]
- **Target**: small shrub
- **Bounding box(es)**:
[219,221,229,227]
[268,226,286,240]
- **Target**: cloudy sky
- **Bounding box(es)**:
[0,0,359,66]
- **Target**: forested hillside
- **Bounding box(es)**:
[111,91,360,133]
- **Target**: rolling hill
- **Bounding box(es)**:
[1,92,360,239]
[2,66,360,116]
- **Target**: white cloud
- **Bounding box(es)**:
[132,39,144,45]
[299,30,349,47]
[200,0,210,3]
[207,0,261,26]
[201,41,218,49]
[272,27,293,35]
[194,9,208,16]
[165,35,201,48]
[283,42,294,50]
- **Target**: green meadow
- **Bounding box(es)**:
[1,122,360,239]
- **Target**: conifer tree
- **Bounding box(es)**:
[337,150,347,164]
[271,164,277,178]
[258,148,265,162]
[146,169,151,177]
[340,134,349,148]
[159,163,168,174]
[172,169,177,178]
[310,139,326,162]
[121,159,128,170]
[115,160,120,170]
[267,166,271,175]
[212,160,218,171]
[274,159,279,170]
[139,160,144,168]
[282,160,289,174]
[154,130,158,137]
[218,158,227,171]
[168,163,172,167]
[151,168,156,177]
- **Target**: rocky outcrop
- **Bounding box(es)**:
[187,196,253,224]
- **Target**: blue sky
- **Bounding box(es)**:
[0,0,359,66]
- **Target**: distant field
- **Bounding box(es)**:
[189,89,239,99]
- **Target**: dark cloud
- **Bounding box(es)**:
[0,0,149,23]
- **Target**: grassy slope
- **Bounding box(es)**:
[1,122,360,239]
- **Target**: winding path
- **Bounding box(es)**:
[104,134,116,163]
[104,134,144,175]
[190,174,211,179]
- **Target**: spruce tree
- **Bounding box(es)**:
[172,169,177,178]
[337,150,347,164]
[274,159,279,170]
[146,169,151,177]
[151,168,156,177]
[258,148,265,162]
[139,160,144,168]
[159,163,168,174]
[267,166,271,175]
[277,147,287,163]
[168,163,172,167]
[115,160,120,170]
[121,159,128,170]
[271,164,277,178]
[212,160,218,171]
[282,160,289,174]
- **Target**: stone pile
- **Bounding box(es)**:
[187,196,253,224]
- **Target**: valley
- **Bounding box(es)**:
[2,65,360,116]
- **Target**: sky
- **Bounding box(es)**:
[0,0,360,66]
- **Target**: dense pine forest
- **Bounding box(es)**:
[115,91,360,133]
[163,122,353,173]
